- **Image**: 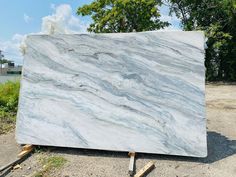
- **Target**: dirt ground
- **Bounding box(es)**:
[0,84,236,177]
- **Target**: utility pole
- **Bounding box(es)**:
[0,50,4,75]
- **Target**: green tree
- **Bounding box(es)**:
[77,0,169,33]
[166,0,236,81]
[0,59,12,64]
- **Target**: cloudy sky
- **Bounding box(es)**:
[0,0,180,65]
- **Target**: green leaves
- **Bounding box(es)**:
[77,0,169,33]
[0,81,20,134]
[77,0,235,81]
[168,0,236,81]
[0,81,20,112]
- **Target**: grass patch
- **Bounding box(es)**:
[0,81,20,134]
[0,110,16,134]
[35,155,67,177]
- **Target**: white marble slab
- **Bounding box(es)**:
[16,31,207,157]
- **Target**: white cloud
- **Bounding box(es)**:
[159,14,181,31]
[159,5,181,31]
[160,14,178,24]
[12,34,25,41]
[0,34,25,65]
[1,4,90,64]
[41,4,89,34]
[24,14,32,23]
[2,4,182,64]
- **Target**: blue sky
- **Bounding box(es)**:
[0,0,180,65]
[0,0,92,40]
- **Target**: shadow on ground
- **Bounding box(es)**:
[203,131,236,163]
[50,131,236,164]
[1,131,235,177]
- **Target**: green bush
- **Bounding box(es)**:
[0,81,20,112]
[0,81,20,134]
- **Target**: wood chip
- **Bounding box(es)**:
[134,161,155,177]
[13,164,22,170]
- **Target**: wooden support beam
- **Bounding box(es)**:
[18,144,34,158]
[134,161,155,177]
[0,145,34,173]
[128,152,136,175]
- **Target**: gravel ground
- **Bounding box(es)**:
[0,84,236,177]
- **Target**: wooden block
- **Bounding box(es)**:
[18,145,34,158]
[128,152,135,157]
[134,161,155,177]
[128,152,136,175]
[0,145,34,172]
[22,144,33,151]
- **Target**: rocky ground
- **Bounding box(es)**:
[0,84,236,177]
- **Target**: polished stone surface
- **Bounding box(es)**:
[16,31,207,157]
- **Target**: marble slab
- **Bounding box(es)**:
[16,31,207,157]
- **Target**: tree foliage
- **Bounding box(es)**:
[166,0,236,81]
[77,0,169,33]
[77,0,236,81]
[0,59,12,64]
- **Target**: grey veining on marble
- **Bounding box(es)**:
[16,31,207,157]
